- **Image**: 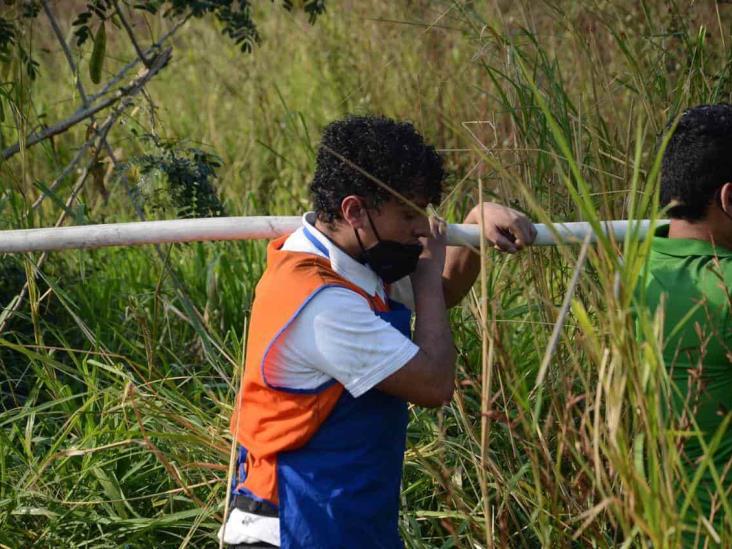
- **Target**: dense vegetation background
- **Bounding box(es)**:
[1,1,731,547]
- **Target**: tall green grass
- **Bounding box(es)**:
[2,1,732,546]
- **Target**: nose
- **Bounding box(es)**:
[413,214,431,239]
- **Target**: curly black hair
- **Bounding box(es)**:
[661,104,732,220]
[310,115,444,223]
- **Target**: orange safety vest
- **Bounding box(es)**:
[229,230,412,548]
[230,234,390,503]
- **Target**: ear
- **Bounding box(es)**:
[341,195,367,229]
[721,183,732,216]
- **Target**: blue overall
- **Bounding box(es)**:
[234,227,413,548]
[277,300,411,548]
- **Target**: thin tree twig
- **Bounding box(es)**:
[1,47,171,161]
[42,0,89,107]
[32,13,186,195]
[1,15,212,397]
[63,109,120,207]
[30,135,95,210]
[37,0,97,212]
[87,17,187,105]
[112,0,150,67]
[41,0,146,213]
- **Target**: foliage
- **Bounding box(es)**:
[74,0,327,52]
[2,1,732,547]
[0,2,40,80]
[121,136,226,218]
[0,0,326,82]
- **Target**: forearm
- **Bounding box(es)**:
[441,203,535,307]
[442,244,480,308]
[442,206,483,307]
[412,272,456,386]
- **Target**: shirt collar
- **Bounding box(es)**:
[652,223,732,258]
[301,212,382,296]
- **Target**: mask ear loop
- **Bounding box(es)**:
[353,202,381,255]
[354,226,367,252]
[364,209,383,241]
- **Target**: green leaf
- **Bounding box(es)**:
[89,22,106,85]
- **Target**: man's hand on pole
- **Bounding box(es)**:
[464,203,537,253]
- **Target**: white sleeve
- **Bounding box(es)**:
[275,287,419,398]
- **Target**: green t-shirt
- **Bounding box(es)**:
[644,224,732,528]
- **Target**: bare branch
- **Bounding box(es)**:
[3,13,186,163]
[39,5,185,213]
[2,22,182,327]
[30,135,95,210]
[29,93,134,211]
[1,48,172,161]
[34,0,94,212]
[42,0,90,108]
[87,17,187,105]
[0,15,211,360]
[0,14,217,369]
[113,0,149,67]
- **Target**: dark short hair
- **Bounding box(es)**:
[310,115,444,223]
[661,103,732,220]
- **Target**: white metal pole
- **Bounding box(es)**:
[0,217,662,254]
[448,219,661,247]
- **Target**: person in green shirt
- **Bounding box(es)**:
[645,103,732,542]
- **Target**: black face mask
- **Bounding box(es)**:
[355,211,423,283]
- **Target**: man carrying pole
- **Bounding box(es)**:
[644,103,732,541]
[220,114,536,548]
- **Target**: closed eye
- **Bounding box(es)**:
[402,209,422,221]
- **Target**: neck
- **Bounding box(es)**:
[314,218,363,260]
[668,216,732,250]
